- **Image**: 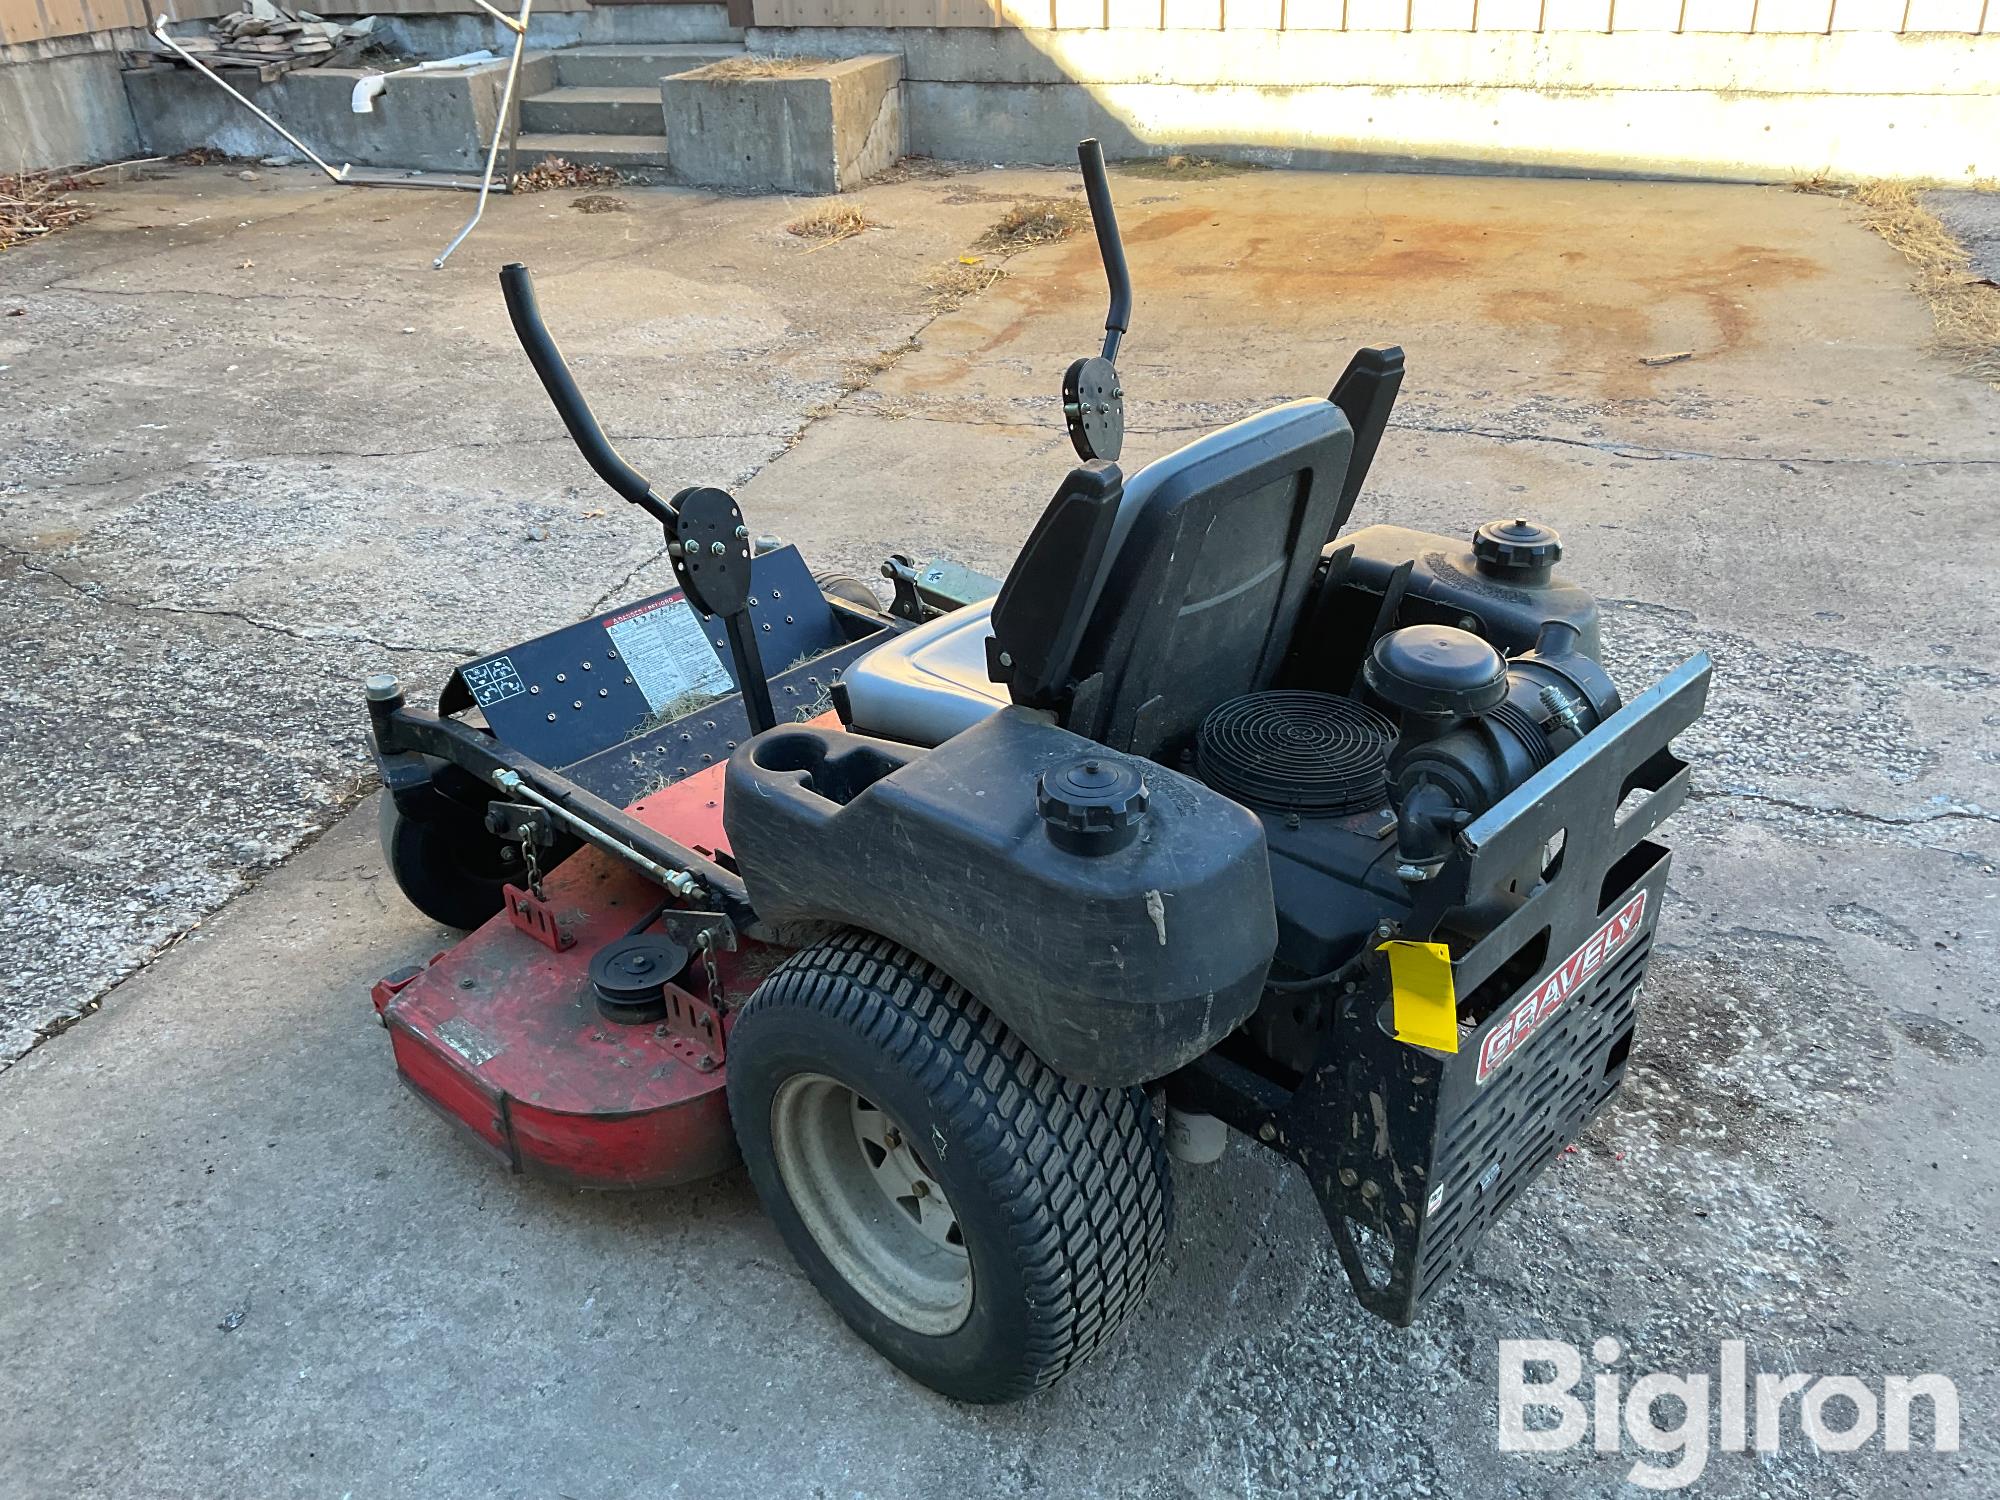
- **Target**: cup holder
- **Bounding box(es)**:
[747,728,912,808]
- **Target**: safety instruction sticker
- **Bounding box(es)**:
[1380,940,1460,1054]
[602,592,732,714]
[461,655,527,709]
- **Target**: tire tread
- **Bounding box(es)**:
[735,929,1173,1397]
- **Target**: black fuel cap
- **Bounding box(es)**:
[1365,624,1509,719]
[1472,517,1562,581]
[1037,756,1149,856]
[589,935,690,1024]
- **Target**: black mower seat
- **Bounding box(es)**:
[841,398,1356,753]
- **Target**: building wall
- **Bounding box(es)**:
[752,0,1995,31]
[0,0,606,172]
[2,0,220,46]
[0,0,599,46]
[747,17,1998,182]
[2,0,1993,178]
[0,29,142,170]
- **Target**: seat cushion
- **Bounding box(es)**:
[841,600,1008,746]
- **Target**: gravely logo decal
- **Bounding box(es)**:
[1476,890,1648,1084]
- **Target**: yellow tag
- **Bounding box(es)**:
[1378,940,1459,1053]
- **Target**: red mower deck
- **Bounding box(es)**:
[373,761,787,1189]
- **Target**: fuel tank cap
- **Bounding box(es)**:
[1037,756,1149,856]
[1472,517,1562,582]
[1364,624,1509,720]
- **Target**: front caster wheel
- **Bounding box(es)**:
[727,930,1173,1403]
[378,794,528,931]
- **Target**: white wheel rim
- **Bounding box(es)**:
[769,1072,973,1335]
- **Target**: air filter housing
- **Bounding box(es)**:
[1196,691,1397,817]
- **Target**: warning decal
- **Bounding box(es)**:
[461,655,527,709]
[602,592,732,714]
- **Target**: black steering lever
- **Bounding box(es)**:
[499,263,776,735]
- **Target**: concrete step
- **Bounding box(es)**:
[554,43,744,89]
[518,86,664,138]
[514,132,672,177]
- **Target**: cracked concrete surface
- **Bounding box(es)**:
[0,162,1026,1062]
[2,165,1997,1497]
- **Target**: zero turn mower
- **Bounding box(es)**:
[365,141,1711,1403]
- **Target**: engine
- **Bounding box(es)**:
[1189,516,1618,1073]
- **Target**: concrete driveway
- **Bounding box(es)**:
[2,161,1996,1498]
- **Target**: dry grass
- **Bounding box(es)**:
[840,338,918,390]
[1119,152,1265,180]
[1850,180,2000,382]
[0,170,99,252]
[682,54,831,80]
[1790,173,1851,200]
[976,197,1091,252]
[786,203,875,245]
[509,157,620,194]
[922,260,1005,312]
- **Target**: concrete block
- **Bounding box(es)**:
[122,52,556,174]
[0,43,143,174]
[555,43,746,88]
[519,84,664,135]
[659,52,904,194]
[514,131,672,178]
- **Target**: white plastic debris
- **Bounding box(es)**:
[351,49,496,114]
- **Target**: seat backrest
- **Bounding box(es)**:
[989,398,1355,761]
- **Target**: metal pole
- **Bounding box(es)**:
[491,770,702,899]
[432,0,534,270]
[151,15,351,184]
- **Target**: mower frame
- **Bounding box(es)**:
[361,135,1713,1365]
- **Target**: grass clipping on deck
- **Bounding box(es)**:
[1823,180,2000,384]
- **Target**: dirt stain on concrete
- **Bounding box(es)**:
[929,199,1827,404]
[1485,242,1823,396]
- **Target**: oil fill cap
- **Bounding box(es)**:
[1037,756,1149,856]
[1473,517,1562,580]
[1365,624,1509,719]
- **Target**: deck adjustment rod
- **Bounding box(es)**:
[498,262,778,736]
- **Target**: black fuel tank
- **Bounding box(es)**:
[1305,522,1603,690]
[724,707,1277,1087]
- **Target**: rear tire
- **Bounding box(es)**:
[727,930,1173,1403]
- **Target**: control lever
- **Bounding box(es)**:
[499,263,777,735]
[1063,139,1132,463]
